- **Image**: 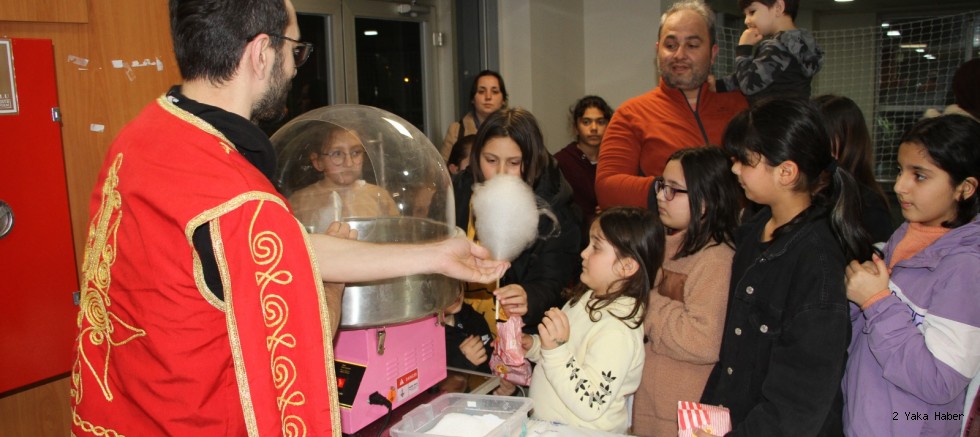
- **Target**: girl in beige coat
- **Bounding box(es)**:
[632,147,743,436]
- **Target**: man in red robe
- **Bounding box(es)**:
[70,1,507,435]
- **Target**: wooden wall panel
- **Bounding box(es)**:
[0,0,179,430]
[0,0,88,24]
[1,0,179,275]
[91,0,179,130]
[0,377,71,436]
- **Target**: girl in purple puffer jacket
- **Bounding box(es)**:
[844,114,980,437]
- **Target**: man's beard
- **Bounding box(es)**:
[657,58,710,92]
[252,50,291,123]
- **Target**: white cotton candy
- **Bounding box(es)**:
[471,174,541,261]
[424,413,504,436]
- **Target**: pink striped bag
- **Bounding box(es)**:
[489,316,532,386]
[677,401,731,437]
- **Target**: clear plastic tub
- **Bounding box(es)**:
[389,393,533,437]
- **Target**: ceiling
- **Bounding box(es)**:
[805,0,978,15]
[708,0,979,17]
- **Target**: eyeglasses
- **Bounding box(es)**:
[653,177,688,201]
[320,149,365,165]
[268,33,314,68]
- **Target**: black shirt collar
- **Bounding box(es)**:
[166,85,279,187]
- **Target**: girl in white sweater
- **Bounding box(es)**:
[523,206,665,433]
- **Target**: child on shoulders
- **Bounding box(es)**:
[714,0,823,105]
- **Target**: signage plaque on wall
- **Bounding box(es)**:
[0,39,19,115]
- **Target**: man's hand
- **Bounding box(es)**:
[310,230,507,283]
[459,335,488,366]
[435,236,509,283]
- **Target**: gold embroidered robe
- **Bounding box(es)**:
[71,96,340,436]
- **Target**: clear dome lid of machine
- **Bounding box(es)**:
[272,104,454,232]
[270,104,458,328]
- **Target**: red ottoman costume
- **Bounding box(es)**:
[71,95,339,436]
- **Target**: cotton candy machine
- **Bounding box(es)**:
[272,105,458,434]
[272,104,458,327]
[337,217,457,327]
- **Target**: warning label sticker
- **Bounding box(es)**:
[395,369,419,402]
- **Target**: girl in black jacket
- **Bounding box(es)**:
[453,108,581,338]
[698,99,873,437]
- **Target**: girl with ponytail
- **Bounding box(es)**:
[697,99,872,437]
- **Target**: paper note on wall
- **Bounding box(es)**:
[0,40,19,114]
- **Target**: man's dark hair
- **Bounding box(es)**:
[170,0,289,83]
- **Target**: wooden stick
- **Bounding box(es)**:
[494,278,500,320]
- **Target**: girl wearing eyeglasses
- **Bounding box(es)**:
[288,124,398,231]
[631,146,742,437]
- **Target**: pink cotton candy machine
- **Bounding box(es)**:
[272,105,458,434]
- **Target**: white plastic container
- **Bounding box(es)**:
[389,393,533,437]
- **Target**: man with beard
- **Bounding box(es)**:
[70,0,507,435]
[595,0,748,209]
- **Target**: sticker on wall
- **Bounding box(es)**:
[0,39,19,115]
[67,55,90,69]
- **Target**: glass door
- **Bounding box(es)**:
[264,0,344,135]
[287,0,438,136]
[354,17,425,131]
[343,0,437,136]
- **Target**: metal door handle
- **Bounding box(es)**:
[0,200,13,239]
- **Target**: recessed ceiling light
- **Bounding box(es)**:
[915,48,925,53]
[924,54,936,60]
[835,0,854,2]
[881,22,890,27]
[887,30,901,37]
[900,43,927,49]
[363,30,378,36]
